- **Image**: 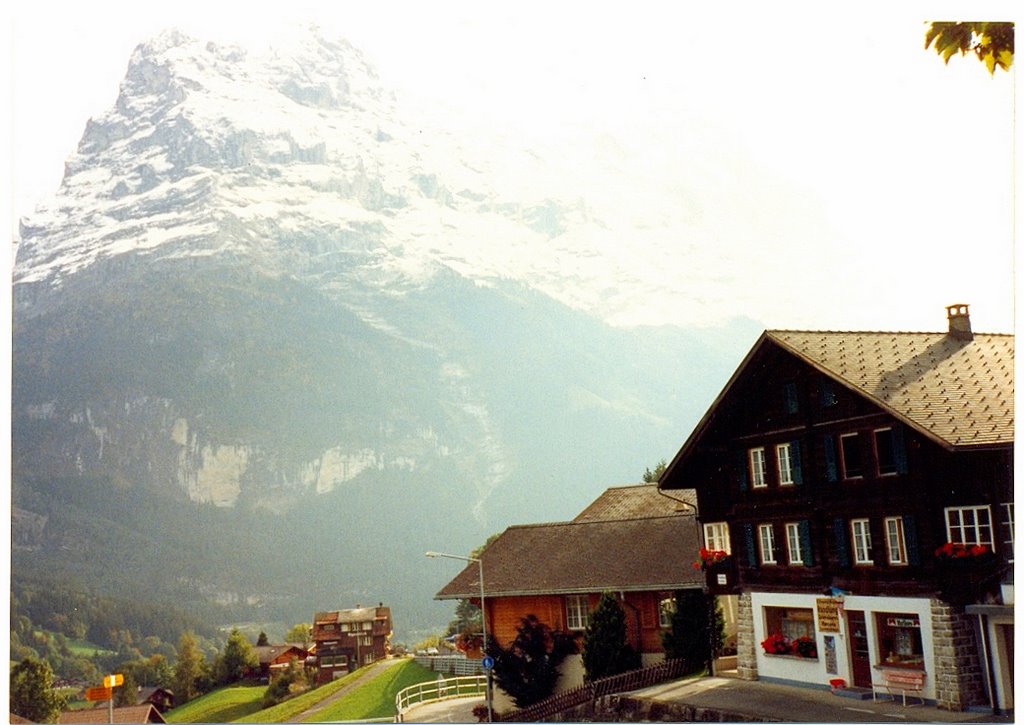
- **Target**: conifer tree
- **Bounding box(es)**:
[485,615,576,708]
[582,592,640,681]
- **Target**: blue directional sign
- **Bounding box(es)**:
[482,655,495,670]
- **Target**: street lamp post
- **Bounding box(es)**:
[426,550,492,722]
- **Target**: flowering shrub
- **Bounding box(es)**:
[934,542,991,559]
[692,547,730,571]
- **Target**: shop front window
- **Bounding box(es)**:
[875,612,924,669]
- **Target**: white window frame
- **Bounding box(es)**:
[777,443,794,486]
[566,594,590,630]
[884,516,907,565]
[851,518,872,565]
[785,522,803,565]
[749,448,767,488]
[945,505,994,548]
[703,522,731,554]
[758,524,777,564]
[1002,503,1014,563]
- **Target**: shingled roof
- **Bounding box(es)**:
[434,513,703,600]
[573,483,695,521]
[768,329,1013,449]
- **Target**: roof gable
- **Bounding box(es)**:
[768,330,1013,448]
[664,328,1013,480]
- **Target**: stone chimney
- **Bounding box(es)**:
[946,303,973,341]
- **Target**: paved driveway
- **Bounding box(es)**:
[401,695,484,723]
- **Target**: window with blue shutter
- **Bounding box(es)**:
[823,435,838,482]
[833,518,850,568]
[820,379,838,407]
[893,425,908,474]
[791,439,804,486]
[798,519,814,566]
[735,450,749,492]
[903,514,920,566]
[784,382,799,414]
[743,523,758,568]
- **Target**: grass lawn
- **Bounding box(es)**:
[232,667,373,724]
[303,660,438,722]
[66,637,115,657]
[165,684,265,723]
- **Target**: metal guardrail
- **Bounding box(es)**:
[412,654,485,675]
[394,673,487,722]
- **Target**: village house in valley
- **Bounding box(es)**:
[659,305,1013,713]
[312,606,393,684]
[434,483,722,707]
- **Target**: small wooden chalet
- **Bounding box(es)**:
[135,687,174,713]
[251,644,308,680]
[313,605,393,684]
[434,484,708,701]
[659,305,1013,713]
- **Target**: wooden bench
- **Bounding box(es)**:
[872,668,926,706]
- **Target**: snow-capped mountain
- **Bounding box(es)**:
[11,26,759,632]
[16,27,626,320]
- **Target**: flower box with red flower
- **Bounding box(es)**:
[760,633,790,656]
[934,542,1004,605]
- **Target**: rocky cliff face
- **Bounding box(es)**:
[11,26,757,630]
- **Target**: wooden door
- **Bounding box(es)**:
[847,610,873,688]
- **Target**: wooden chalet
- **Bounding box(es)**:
[312,605,392,684]
[434,483,709,701]
[251,644,308,680]
[659,305,1013,713]
[134,687,174,713]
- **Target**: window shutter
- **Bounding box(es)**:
[833,518,850,568]
[799,519,814,566]
[823,435,838,482]
[784,383,799,414]
[736,450,749,492]
[903,514,920,566]
[791,439,804,486]
[820,379,837,407]
[743,524,758,568]
[892,425,908,474]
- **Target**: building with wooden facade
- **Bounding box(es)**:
[659,305,1013,713]
[433,483,711,704]
[312,605,393,684]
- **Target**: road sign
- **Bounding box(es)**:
[103,673,124,688]
[482,655,494,670]
[85,686,112,702]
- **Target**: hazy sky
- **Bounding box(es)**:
[4,1,1019,332]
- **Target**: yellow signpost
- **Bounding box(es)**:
[94,674,124,723]
[84,686,112,702]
